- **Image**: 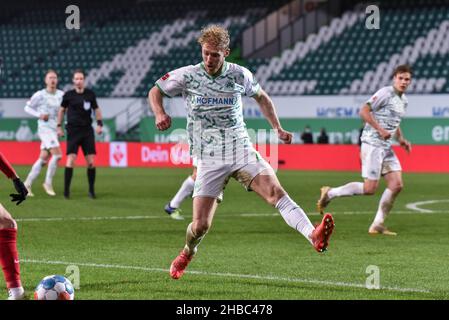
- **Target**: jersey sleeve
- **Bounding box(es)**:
[155,66,189,97]
[24,91,43,118]
[366,87,390,111]
[90,91,99,109]
[0,152,17,179]
[61,91,71,109]
[242,67,260,97]
[61,92,69,109]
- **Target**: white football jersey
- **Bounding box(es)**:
[361,86,408,148]
[155,61,260,158]
[25,89,64,133]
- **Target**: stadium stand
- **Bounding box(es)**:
[1,0,448,98]
[0,0,290,98]
[258,4,449,95]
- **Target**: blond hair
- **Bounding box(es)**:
[197,25,230,50]
[45,69,58,77]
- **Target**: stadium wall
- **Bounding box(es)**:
[1,141,449,173]
[0,118,116,142]
[2,94,448,133]
[139,117,449,145]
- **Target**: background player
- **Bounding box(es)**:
[0,152,28,299]
[317,65,413,235]
[23,70,63,197]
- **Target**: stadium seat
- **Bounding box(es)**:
[250,5,449,95]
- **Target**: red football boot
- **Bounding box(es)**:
[170,251,193,279]
[311,213,334,252]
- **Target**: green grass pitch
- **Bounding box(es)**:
[1,166,448,300]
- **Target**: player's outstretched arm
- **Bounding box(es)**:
[148,86,171,131]
[359,104,391,140]
[0,152,28,205]
[253,89,292,144]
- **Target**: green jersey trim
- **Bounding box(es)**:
[250,86,261,98]
[200,61,229,79]
[155,83,171,97]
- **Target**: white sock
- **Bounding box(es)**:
[45,155,61,185]
[373,188,396,225]
[8,286,24,298]
[25,158,45,186]
[275,194,315,244]
[328,182,364,199]
[170,176,195,208]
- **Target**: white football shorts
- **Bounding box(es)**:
[39,131,60,150]
[361,143,402,180]
[193,146,274,201]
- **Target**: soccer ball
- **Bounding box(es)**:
[34,275,75,300]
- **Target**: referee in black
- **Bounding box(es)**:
[57,69,103,199]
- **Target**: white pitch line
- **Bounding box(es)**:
[15,216,164,222]
[240,213,278,217]
[406,200,449,213]
[15,210,449,222]
[336,210,449,215]
[21,258,430,294]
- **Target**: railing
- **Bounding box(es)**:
[242,0,343,58]
[114,98,149,134]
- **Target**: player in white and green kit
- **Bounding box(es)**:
[317,65,413,235]
[149,25,334,280]
[23,70,64,197]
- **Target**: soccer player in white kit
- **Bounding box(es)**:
[149,25,335,280]
[317,65,413,235]
[24,70,64,196]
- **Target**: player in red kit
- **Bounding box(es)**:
[0,152,28,299]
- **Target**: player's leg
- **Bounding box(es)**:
[26,130,57,192]
[64,128,80,199]
[317,143,381,213]
[170,162,227,279]
[42,130,62,196]
[186,196,217,256]
[249,170,334,252]
[233,143,334,252]
[0,204,24,300]
[165,166,197,220]
[81,129,97,198]
[64,153,77,199]
[43,145,62,196]
[368,158,403,235]
[85,154,96,199]
[24,149,50,196]
[170,196,218,280]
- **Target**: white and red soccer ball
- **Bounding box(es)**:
[34,275,75,300]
